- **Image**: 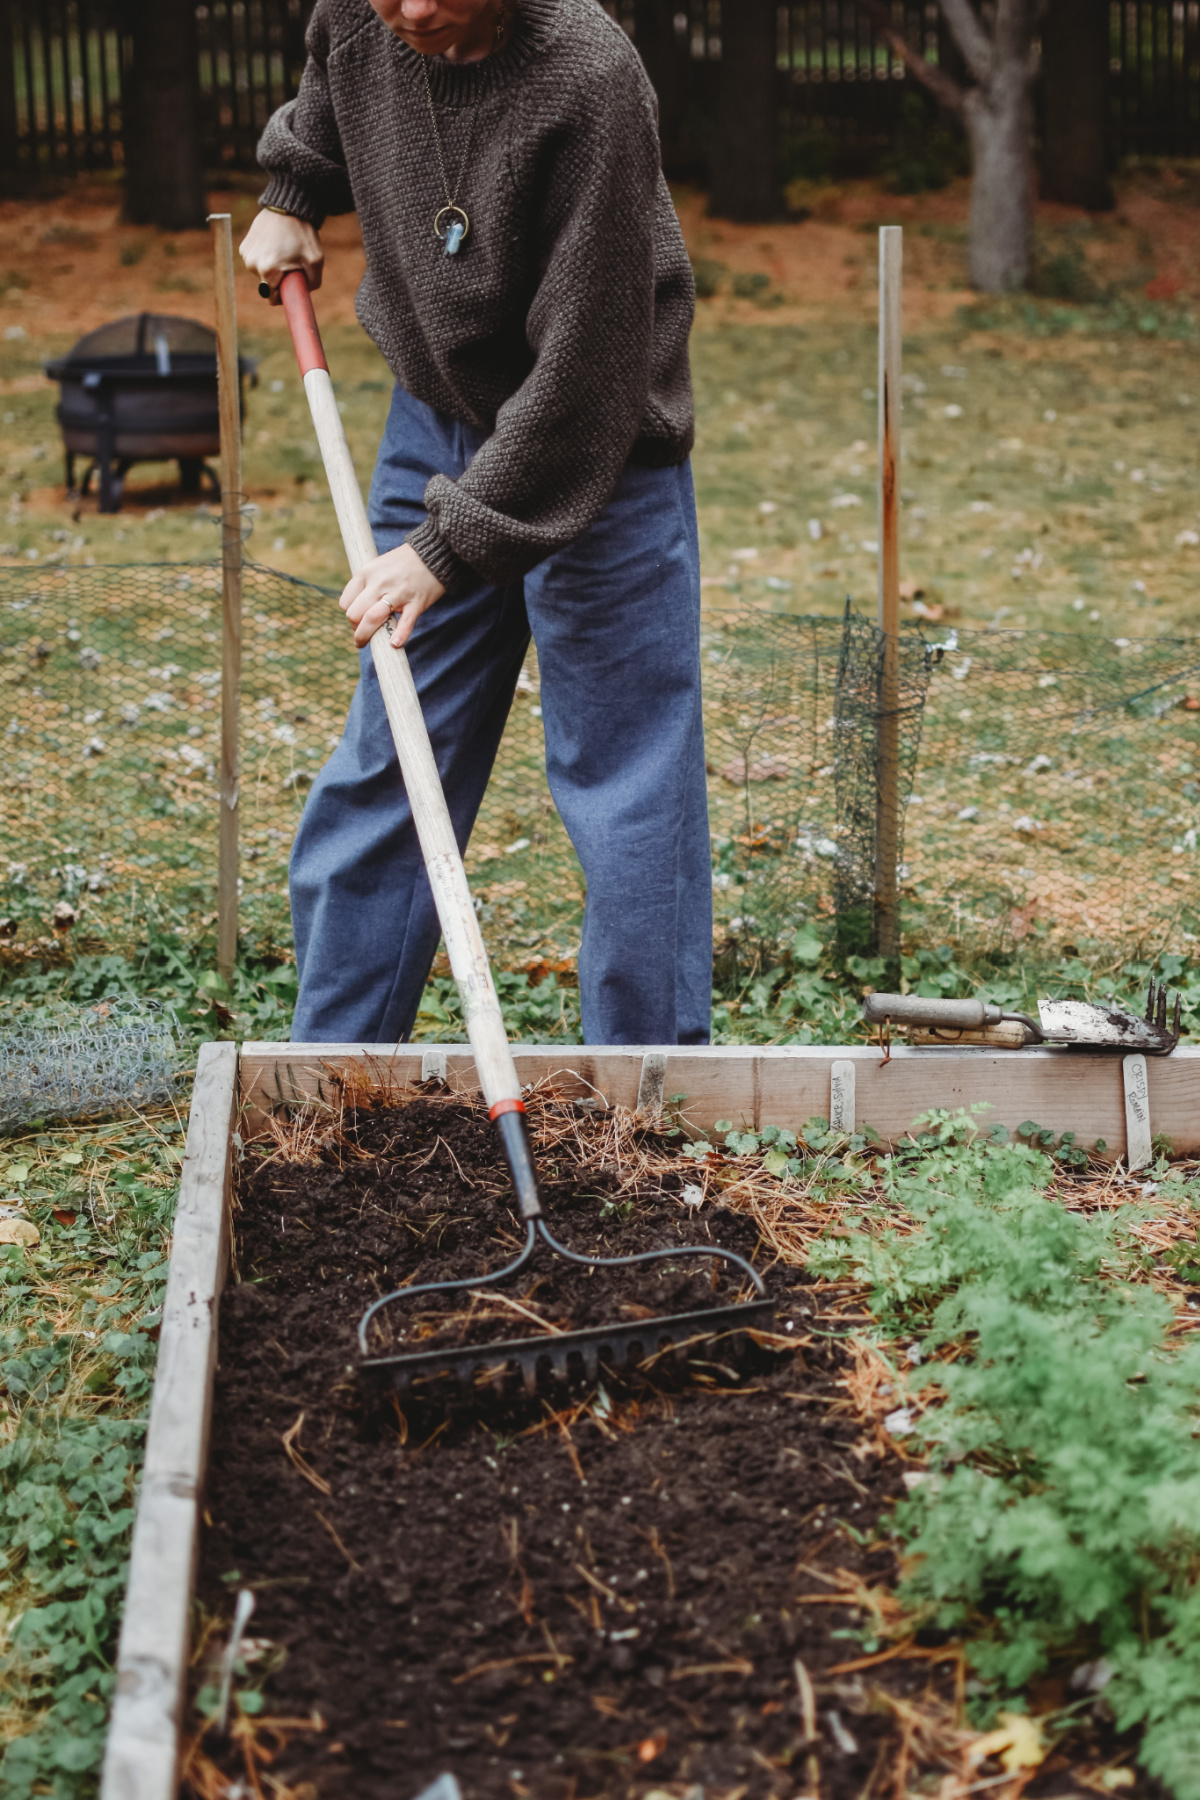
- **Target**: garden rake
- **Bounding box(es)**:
[276,272,772,1396]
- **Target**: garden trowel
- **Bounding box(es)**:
[862,980,1181,1054]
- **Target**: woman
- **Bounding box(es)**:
[240,0,711,1046]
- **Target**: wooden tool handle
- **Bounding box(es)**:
[277,271,522,1114]
[862,993,989,1029]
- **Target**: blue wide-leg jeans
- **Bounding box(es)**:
[288,384,712,1046]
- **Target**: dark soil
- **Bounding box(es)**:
[192,1095,1137,1799]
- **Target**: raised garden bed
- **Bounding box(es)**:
[100,1042,1200,1800]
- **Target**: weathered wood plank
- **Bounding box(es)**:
[100,1041,238,1800]
[239,1041,1200,1157]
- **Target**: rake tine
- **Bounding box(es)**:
[362,1296,777,1397]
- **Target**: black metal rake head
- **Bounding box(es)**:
[357,1215,773,1399]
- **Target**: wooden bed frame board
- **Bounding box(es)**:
[240,1040,1200,1159]
[100,1035,1200,1798]
[100,1042,238,1800]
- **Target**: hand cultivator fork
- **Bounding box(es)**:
[276,272,773,1398]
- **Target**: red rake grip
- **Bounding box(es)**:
[279,270,329,376]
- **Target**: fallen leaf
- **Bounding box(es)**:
[1184,697,1200,712]
[53,1209,77,1226]
[967,1711,1045,1774]
[0,1218,40,1247]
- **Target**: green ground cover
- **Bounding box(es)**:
[0,1106,184,1797]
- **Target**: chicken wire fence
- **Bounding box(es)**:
[0,997,180,1134]
[1,559,1199,980]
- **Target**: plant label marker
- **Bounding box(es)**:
[830,1060,856,1133]
[421,1049,448,1084]
[875,225,903,962]
[636,1052,668,1121]
[1122,1054,1152,1172]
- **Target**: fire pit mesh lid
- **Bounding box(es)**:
[59,313,217,365]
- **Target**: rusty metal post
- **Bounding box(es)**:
[875,226,902,960]
[209,213,242,987]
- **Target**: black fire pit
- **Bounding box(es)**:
[44,313,258,514]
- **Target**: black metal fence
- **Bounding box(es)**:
[2,0,1199,181]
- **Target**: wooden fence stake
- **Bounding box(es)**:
[874,226,903,961]
[209,213,242,988]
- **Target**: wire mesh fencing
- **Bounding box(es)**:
[907,628,1200,962]
[0,997,180,1133]
[1,558,1199,981]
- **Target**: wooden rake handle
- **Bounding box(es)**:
[277,271,526,1126]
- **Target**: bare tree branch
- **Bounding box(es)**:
[937,0,996,84]
[856,0,967,113]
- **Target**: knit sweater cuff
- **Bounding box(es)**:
[407,520,475,594]
[258,175,326,228]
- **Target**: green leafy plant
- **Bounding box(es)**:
[810,1110,1200,1794]
[0,1117,182,1796]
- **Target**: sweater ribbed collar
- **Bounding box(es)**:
[392,0,562,104]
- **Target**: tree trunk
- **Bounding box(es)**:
[964,66,1035,290]
[709,0,780,222]
[1041,0,1113,210]
[634,0,690,171]
[122,0,206,230]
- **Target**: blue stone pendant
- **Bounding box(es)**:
[444,218,466,257]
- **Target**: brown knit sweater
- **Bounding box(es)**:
[258,0,695,591]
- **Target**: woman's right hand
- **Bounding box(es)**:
[239,210,324,304]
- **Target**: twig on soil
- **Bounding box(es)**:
[280,1412,331,1497]
[793,1656,820,1795]
[574,1562,637,1614]
[670,1658,754,1680]
[470,1288,563,1334]
[314,1508,361,1571]
[544,1401,587,1481]
[826,1638,964,1677]
[644,1523,675,1598]
[452,1652,564,1684]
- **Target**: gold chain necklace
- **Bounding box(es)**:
[419,0,511,258]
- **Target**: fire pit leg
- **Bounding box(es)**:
[96,396,120,514]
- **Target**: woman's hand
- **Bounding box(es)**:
[239,210,324,303]
[340,542,446,649]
